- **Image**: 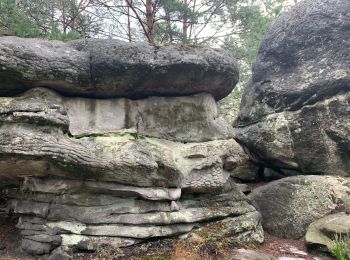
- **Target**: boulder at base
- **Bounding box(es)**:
[234,0,350,176]
[249,176,350,239]
[306,212,350,250]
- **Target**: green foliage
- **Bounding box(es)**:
[46,24,82,41]
[225,0,282,66]
[330,235,350,260]
[0,0,96,40]
[218,0,285,123]
[0,0,42,37]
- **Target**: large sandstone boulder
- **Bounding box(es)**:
[249,176,350,239]
[0,37,238,100]
[234,0,350,175]
[0,38,263,256]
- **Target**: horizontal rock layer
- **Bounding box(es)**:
[6,176,263,255]
[0,88,233,142]
[0,37,239,100]
[0,88,243,189]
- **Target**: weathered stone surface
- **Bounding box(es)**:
[65,92,234,142]
[61,235,140,250]
[1,87,259,256]
[230,249,277,260]
[0,46,256,256]
[305,213,350,250]
[22,177,181,201]
[21,239,52,255]
[234,0,350,176]
[230,160,259,181]
[48,246,73,260]
[201,211,264,243]
[11,195,255,225]
[11,182,262,253]
[0,88,245,190]
[126,94,234,142]
[0,88,233,142]
[0,123,244,189]
[0,37,239,100]
[249,176,350,239]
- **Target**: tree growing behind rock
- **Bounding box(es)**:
[0,0,300,122]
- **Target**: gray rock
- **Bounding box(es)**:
[0,44,259,256]
[81,223,195,239]
[46,201,255,225]
[234,0,350,176]
[1,88,233,142]
[24,234,62,245]
[48,246,73,260]
[60,235,140,250]
[22,177,181,201]
[230,161,259,181]
[65,92,234,142]
[11,175,263,254]
[305,212,350,250]
[0,37,239,100]
[21,239,52,255]
[203,211,264,242]
[0,122,241,188]
[230,249,277,260]
[0,88,244,188]
[249,175,350,239]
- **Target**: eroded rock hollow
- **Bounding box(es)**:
[0,37,263,255]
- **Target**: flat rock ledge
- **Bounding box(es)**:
[0,37,239,100]
[0,87,262,255]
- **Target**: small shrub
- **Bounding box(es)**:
[329,235,350,260]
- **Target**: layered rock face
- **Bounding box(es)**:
[0,37,263,255]
[234,0,350,176]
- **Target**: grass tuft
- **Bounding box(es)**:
[329,234,350,260]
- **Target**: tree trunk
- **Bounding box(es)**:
[127,0,132,42]
[145,0,154,44]
[182,0,188,43]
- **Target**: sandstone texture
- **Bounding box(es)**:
[230,249,277,260]
[234,0,350,176]
[305,213,350,250]
[249,176,350,239]
[0,38,263,256]
[0,37,239,100]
